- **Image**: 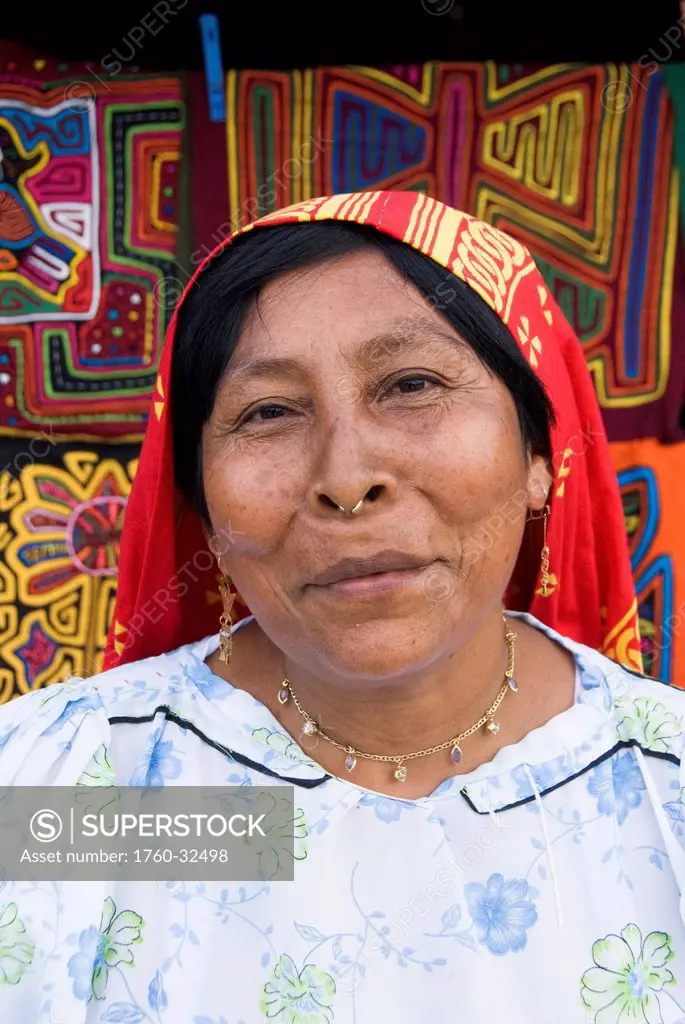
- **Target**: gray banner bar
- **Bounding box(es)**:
[0,786,296,881]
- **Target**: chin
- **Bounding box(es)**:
[305,612,453,684]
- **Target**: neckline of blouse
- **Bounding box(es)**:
[173,611,624,811]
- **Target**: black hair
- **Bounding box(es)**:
[172,221,555,523]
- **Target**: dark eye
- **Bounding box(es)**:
[243,403,289,424]
[392,374,440,394]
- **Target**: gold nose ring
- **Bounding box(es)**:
[334,498,365,516]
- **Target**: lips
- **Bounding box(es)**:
[309,549,433,587]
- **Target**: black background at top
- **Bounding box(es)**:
[2,0,685,70]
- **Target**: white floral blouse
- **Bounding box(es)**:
[1,612,685,1024]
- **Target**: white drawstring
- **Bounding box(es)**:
[634,746,685,923]
[524,764,564,929]
[485,790,501,853]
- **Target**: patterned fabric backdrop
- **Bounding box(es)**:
[610,439,685,688]
[0,45,184,698]
[0,441,137,702]
[0,54,184,441]
[190,62,685,444]
[188,61,685,688]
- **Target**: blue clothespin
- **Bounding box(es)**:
[199,13,226,123]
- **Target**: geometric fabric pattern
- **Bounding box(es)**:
[0,71,184,440]
[0,440,137,702]
[610,438,685,689]
[190,62,685,441]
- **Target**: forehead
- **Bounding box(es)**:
[242,248,445,347]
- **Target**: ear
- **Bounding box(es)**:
[526,454,552,512]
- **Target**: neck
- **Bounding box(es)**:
[282,610,511,757]
[214,608,531,797]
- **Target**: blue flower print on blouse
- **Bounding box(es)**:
[68,897,144,1001]
[587,751,646,825]
[186,657,233,701]
[465,874,538,955]
[576,654,612,709]
[431,776,457,797]
[42,694,102,736]
[0,725,18,754]
[358,794,416,823]
[67,925,100,999]
[664,787,685,826]
[129,727,182,786]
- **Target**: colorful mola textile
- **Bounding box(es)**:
[664,64,685,267]
[610,438,685,688]
[190,62,685,442]
[0,48,184,440]
[0,439,137,702]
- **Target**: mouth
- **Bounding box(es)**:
[307,550,437,598]
[317,563,436,598]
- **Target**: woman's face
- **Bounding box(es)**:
[202,248,549,685]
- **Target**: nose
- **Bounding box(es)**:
[317,482,386,515]
[307,417,399,518]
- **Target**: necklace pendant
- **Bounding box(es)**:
[277,685,290,705]
[485,717,500,735]
[450,743,463,765]
[394,764,408,782]
[507,677,519,693]
[302,720,317,736]
[344,751,357,771]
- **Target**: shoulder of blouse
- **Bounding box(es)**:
[0,638,213,785]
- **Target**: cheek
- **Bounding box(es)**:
[202,448,303,558]
[433,416,530,582]
[426,406,528,527]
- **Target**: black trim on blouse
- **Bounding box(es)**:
[109,706,331,789]
[459,739,680,815]
[109,708,680,808]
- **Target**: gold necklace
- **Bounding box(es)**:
[276,617,518,783]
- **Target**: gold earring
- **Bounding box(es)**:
[218,575,236,664]
[528,504,551,596]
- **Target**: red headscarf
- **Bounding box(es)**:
[105,191,642,673]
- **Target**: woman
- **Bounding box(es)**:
[1,191,684,1023]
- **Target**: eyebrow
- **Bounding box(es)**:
[225,316,465,384]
